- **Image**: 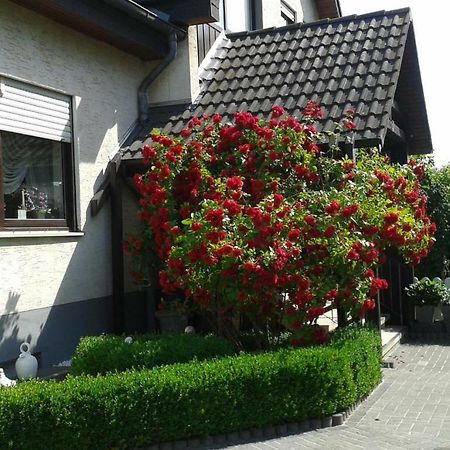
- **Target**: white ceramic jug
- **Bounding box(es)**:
[15,342,38,380]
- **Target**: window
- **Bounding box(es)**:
[218,0,253,32]
[0,78,76,230]
[281,1,297,25]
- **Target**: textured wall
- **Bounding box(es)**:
[261,0,304,27]
[0,1,147,319]
[300,0,319,22]
[0,296,113,369]
[147,26,199,106]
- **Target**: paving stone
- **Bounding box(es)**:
[217,341,450,449]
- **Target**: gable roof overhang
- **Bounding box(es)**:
[315,0,342,20]
[135,0,220,26]
[10,0,186,60]
[119,7,432,161]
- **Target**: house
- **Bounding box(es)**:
[0,0,340,369]
[117,7,432,331]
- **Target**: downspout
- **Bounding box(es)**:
[101,2,180,332]
[138,32,178,122]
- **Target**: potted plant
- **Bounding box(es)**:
[442,277,450,332]
[155,297,188,333]
[405,277,448,323]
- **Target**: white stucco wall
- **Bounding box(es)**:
[300,0,319,22]
[260,0,304,27]
[0,1,148,314]
[147,26,199,106]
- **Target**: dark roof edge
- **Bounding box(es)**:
[102,0,185,38]
[226,7,411,39]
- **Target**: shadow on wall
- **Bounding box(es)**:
[0,76,150,368]
[0,207,114,368]
[0,291,32,376]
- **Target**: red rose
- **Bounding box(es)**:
[324,200,340,215]
[223,199,242,216]
[384,212,399,224]
[226,176,244,191]
[303,101,324,119]
[191,222,202,232]
[341,204,359,218]
[205,208,225,227]
[288,229,301,241]
[346,249,360,261]
[271,105,285,118]
[324,224,336,238]
[305,215,316,227]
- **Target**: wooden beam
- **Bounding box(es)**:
[387,119,407,142]
[110,160,125,334]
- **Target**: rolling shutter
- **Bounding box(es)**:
[0,77,72,143]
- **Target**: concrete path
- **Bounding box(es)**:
[220,340,450,450]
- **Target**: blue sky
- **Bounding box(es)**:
[340,1,449,166]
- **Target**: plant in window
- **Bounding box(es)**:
[24,187,49,212]
[126,104,435,348]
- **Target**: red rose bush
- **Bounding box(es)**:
[125,104,434,347]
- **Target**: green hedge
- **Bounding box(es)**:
[71,333,235,376]
[0,328,381,450]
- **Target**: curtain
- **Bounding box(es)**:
[2,133,51,195]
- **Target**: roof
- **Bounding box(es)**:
[11,0,185,60]
[122,7,432,159]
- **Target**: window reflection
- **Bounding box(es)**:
[2,132,64,220]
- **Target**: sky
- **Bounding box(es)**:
[340,0,450,166]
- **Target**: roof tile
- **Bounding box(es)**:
[122,8,432,159]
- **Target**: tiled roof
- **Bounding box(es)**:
[122,7,432,159]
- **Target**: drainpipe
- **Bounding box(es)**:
[102,1,181,334]
[138,32,178,123]
[101,1,182,121]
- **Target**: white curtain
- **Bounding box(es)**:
[2,133,50,195]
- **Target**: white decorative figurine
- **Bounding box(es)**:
[0,368,16,387]
[124,336,133,344]
[15,342,38,380]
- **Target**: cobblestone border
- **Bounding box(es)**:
[138,397,369,450]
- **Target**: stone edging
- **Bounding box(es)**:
[138,397,368,450]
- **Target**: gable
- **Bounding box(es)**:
[122,7,432,159]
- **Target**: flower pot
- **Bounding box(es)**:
[36,209,47,219]
[15,342,38,380]
[414,305,435,323]
[442,305,450,332]
[155,310,188,333]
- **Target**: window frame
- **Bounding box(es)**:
[281,1,297,25]
[0,95,77,232]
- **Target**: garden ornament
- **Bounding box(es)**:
[0,368,16,387]
[15,342,38,380]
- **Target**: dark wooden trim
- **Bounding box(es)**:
[110,160,125,334]
[1,226,69,232]
[11,0,173,60]
[63,103,78,232]
[196,22,221,66]
[140,0,220,25]
[0,133,4,227]
[387,119,407,142]
[4,219,67,228]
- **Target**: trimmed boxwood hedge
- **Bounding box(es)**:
[0,327,381,450]
[71,333,235,376]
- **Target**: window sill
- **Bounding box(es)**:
[0,230,84,239]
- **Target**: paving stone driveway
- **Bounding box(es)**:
[221,340,450,450]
